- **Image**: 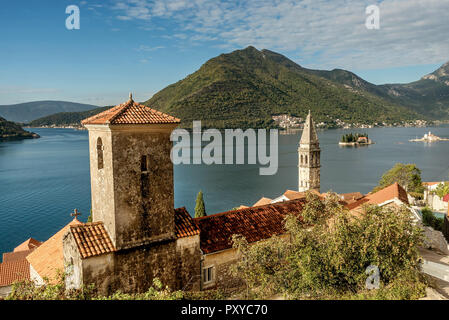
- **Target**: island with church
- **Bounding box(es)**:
[339,132,374,146]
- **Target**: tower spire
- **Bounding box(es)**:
[298,110,320,192]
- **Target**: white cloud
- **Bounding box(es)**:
[111,0,449,69]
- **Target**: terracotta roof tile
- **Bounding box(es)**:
[340,192,364,202]
[3,249,34,263]
[0,259,30,287]
[81,98,180,125]
[26,219,82,283]
[175,207,200,238]
[253,197,273,207]
[195,199,306,254]
[70,222,116,259]
[283,190,307,200]
[13,238,42,252]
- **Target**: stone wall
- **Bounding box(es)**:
[62,231,83,290]
[176,235,201,291]
[111,128,175,250]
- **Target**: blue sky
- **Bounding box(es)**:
[0,0,448,106]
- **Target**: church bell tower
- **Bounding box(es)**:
[81,94,181,250]
[298,110,320,192]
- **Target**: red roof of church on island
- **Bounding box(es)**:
[81,95,180,125]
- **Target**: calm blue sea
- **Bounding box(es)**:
[1,126,449,256]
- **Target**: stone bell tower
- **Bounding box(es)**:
[298,110,320,192]
[81,93,181,250]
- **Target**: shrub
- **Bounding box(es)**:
[231,192,427,300]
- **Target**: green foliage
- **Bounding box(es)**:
[7,274,183,300]
[231,194,426,300]
[434,181,449,199]
[194,190,207,218]
[421,207,444,231]
[144,47,421,129]
[28,106,110,127]
[374,163,424,195]
[0,116,36,140]
[87,209,93,223]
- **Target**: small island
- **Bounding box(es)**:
[339,132,374,146]
[0,116,40,141]
[409,131,449,142]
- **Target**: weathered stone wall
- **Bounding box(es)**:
[298,147,320,192]
[0,285,11,298]
[62,231,83,290]
[203,248,243,290]
[111,128,175,250]
[87,126,117,245]
[176,235,201,291]
[87,241,178,296]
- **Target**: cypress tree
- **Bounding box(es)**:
[195,191,207,218]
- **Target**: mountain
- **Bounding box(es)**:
[28,106,110,127]
[0,117,39,140]
[0,101,98,123]
[379,62,449,118]
[143,46,423,129]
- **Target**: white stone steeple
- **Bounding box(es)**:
[298,110,320,192]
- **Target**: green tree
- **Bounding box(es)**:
[435,181,449,199]
[231,192,426,300]
[374,163,424,196]
[194,191,207,218]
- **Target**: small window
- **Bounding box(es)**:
[300,155,303,164]
[202,266,214,284]
[141,155,148,172]
[305,155,308,165]
[97,138,104,170]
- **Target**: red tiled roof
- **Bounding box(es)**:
[0,259,30,287]
[13,238,42,252]
[283,190,307,200]
[195,199,306,254]
[340,192,364,202]
[345,183,409,211]
[3,249,34,263]
[253,197,273,207]
[81,98,180,125]
[26,219,82,284]
[70,222,116,259]
[175,207,200,238]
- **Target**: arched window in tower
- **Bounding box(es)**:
[140,155,150,198]
[97,137,104,170]
[300,155,303,164]
[305,155,308,165]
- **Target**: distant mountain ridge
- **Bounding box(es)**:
[28,106,110,127]
[143,46,447,128]
[0,101,98,123]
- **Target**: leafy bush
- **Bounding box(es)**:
[374,163,424,196]
[422,207,444,231]
[231,192,427,300]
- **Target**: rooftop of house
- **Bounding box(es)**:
[81,95,180,126]
[194,199,306,254]
[13,238,42,253]
[345,182,409,211]
[3,249,35,263]
[253,197,273,207]
[175,207,201,238]
[69,222,116,259]
[26,219,82,284]
[0,258,30,287]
